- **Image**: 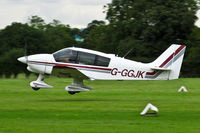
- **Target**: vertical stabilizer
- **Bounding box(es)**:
[147,44,186,80]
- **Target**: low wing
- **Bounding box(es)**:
[52,67,89,79]
[52,67,92,94]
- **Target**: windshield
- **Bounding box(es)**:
[53,49,77,63]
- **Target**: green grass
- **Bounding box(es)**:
[1,76,200,133]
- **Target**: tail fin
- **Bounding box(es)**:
[149,44,186,80]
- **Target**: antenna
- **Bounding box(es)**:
[123,48,133,58]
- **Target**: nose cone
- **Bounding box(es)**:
[17,56,27,64]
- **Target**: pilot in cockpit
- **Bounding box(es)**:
[61,50,72,63]
[62,58,70,63]
[62,50,77,63]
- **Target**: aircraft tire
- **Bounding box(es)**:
[32,87,40,91]
[68,91,76,95]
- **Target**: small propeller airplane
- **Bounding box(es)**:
[18,44,186,95]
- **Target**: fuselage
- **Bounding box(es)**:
[17,44,186,94]
[18,45,186,81]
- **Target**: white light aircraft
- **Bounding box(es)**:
[18,44,186,95]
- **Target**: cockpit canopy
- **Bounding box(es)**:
[53,48,110,67]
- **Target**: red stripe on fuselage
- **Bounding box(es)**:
[146,45,185,76]
[28,61,112,71]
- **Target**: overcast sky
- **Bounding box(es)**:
[0,0,199,29]
[0,0,112,29]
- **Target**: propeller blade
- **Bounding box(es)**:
[25,56,28,64]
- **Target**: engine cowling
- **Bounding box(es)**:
[27,54,55,74]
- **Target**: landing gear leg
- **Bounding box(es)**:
[37,74,44,82]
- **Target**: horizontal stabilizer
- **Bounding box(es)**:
[151,67,171,71]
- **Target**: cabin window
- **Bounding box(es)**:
[53,48,110,67]
[53,49,77,63]
[95,56,110,67]
[77,52,96,65]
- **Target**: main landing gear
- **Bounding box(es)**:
[65,78,92,95]
[68,91,80,95]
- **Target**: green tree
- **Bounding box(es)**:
[0,22,48,77]
[182,26,200,77]
[83,20,120,53]
[82,20,106,38]
[105,0,198,61]
[44,23,77,53]
[0,48,24,78]
[27,15,46,29]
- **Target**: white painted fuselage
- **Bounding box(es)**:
[18,44,186,94]
[18,44,186,81]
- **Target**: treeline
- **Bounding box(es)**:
[1,0,200,78]
[0,16,80,78]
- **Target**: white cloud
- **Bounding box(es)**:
[195,10,200,27]
[0,0,111,29]
[70,0,111,6]
[1,0,200,29]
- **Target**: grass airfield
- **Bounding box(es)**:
[1,76,200,133]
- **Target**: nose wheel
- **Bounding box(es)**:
[30,74,53,90]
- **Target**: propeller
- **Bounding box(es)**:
[24,40,28,64]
